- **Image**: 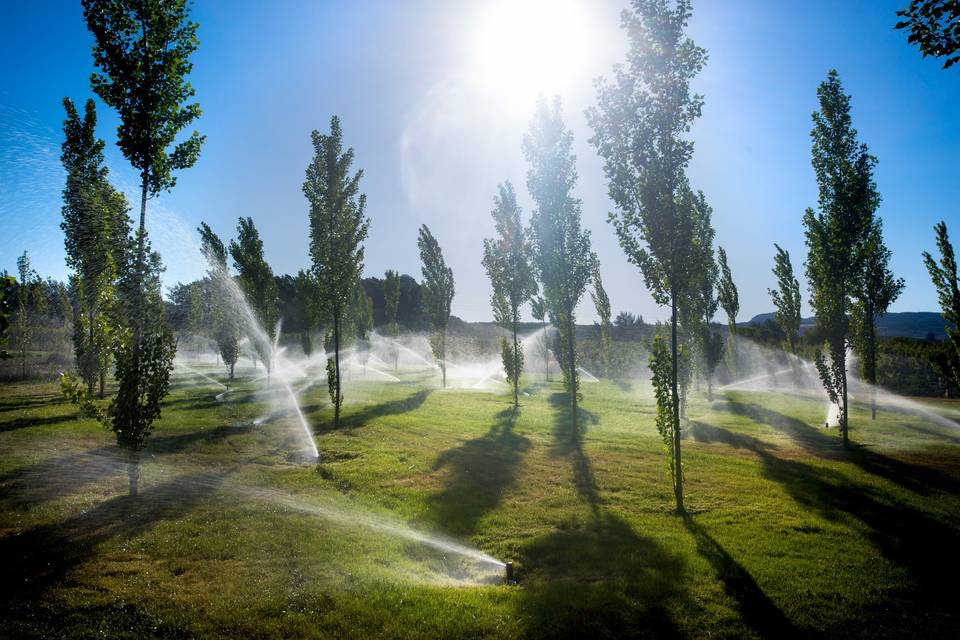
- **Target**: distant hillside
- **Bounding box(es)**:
[744,311,948,340]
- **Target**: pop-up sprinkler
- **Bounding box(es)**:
[504,561,515,584]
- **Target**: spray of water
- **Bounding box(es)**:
[173,360,228,390]
[236,485,505,569]
[718,339,960,431]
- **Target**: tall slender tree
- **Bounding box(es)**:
[198,222,239,379]
[716,246,739,374]
[383,269,401,368]
[230,216,279,376]
[304,116,370,428]
[15,252,38,379]
[60,97,130,398]
[852,221,904,418]
[482,181,537,406]
[803,70,879,447]
[525,98,595,435]
[591,263,612,378]
[81,0,204,495]
[923,221,960,389]
[530,295,551,381]
[717,247,739,334]
[682,214,719,402]
[418,225,455,388]
[769,243,802,355]
[588,0,708,512]
[0,274,14,360]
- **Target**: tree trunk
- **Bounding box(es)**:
[88,308,96,395]
[127,448,140,497]
[867,318,877,420]
[441,331,447,389]
[841,347,849,448]
[671,292,684,513]
[99,370,105,399]
[707,378,713,402]
[512,321,519,407]
[334,315,342,428]
[229,362,235,380]
[566,313,578,440]
[542,320,550,382]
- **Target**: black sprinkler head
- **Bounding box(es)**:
[505,561,514,583]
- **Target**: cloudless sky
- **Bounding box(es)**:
[1,0,957,324]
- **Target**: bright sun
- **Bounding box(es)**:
[469,0,593,114]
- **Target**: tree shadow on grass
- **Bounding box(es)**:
[511,393,688,636]
[691,421,960,634]
[516,510,686,639]
[722,399,960,496]
[426,407,530,535]
[0,395,60,413]
[0,471,227,612]
[682,516,799,638]
[0,423,256,509]
[0,412,81,433]
[897,421,960,446]
[306,389,432,433]
[549,392,601,512]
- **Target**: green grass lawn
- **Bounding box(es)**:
[1,366,958,638]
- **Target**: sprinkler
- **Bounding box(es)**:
[504,561,515,584]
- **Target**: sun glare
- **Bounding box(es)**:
[469,0,593,114]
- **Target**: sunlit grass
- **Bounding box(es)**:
[1,367,958,638]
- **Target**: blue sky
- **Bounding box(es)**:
[1,0,957,323]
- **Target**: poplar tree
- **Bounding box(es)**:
[482,181,537,405]
[15,253,38,379]
[682,215,719,402]
[383,269,401,368]
[418,225,455,388]
[230,216,279,376]
[716,246,739,374]
[530,295,551,381]
[923,221,960,389]
[60,97,130,397]
[525,98,595,434]
[0,274,14,360]
[588,0,707,512]
[852,221,904,418]
[717,247,739,334]
[198,222,239,379]
[304,116,370,427]
[81,0,203,495]
[591,263,612,378]
[769,243,802,354]
[803,70,879,447]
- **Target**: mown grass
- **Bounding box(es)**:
[1,365,958,639]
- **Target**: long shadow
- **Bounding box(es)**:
[549,392,601,511]
[723,399,960,496]
[683,517,798,638]
[426,407,530,535]
[692,421,959,634]
[0,396,59,413]
[516,510,685,638]
[0,412,79,433]
[0,423,255,509]
[316,389,432,432]
[160,393,225,410]
[0,471,226,610]
[898,421,960,446]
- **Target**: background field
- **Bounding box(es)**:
[1,366,958,639]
